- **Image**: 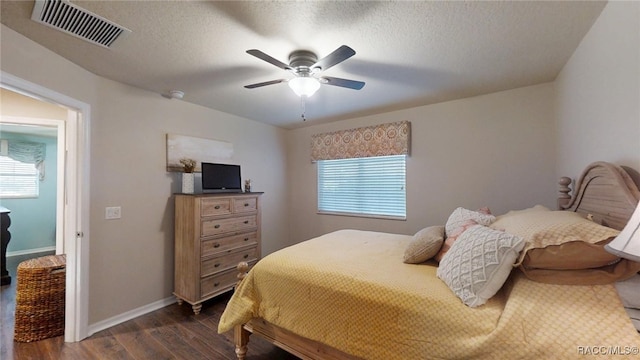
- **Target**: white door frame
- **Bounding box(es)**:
[1,71,90,342]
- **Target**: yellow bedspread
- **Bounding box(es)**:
[219,230,639,359]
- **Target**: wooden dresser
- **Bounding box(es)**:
[174,192,262,314]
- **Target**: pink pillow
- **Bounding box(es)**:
[435,207,496,263]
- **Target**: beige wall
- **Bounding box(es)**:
[1,88,68,119]
[286,0,640,244]
[287,83,556,243]
[89,79,289,322]
[555,1,640,180]
[1,25,290,325]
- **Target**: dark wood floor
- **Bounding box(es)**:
[1,253,299,360]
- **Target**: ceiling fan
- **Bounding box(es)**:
[244,45,365,97]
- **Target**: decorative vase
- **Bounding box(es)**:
[182,172,194,194]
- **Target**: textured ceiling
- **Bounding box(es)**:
[1,1,606,129]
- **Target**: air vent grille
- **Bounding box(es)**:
[31,0,131,48]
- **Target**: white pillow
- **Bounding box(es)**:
[445,207,496,236]
[437,225,524,307]
[403,226,445,264]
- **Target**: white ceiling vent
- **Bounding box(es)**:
[31,0,131,48]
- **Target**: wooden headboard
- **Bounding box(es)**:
[558,161,640,231]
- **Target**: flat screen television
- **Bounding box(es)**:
[201,162,242,193]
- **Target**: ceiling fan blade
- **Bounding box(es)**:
[244,79,286,89]
[320,76,365,90]
[311,45,356,72]
[246,49,292,70]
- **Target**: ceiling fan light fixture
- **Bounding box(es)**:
[288,77,321,97]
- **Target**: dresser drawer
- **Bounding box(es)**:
[200,260,256,298]
[201,232,258,258]
[200,198,232,217]
[200,268,238,298]
[201,215,257,236]
[201,246,258,277]
[233,197,258,213]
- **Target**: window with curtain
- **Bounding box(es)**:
[312,121,410,219]
[317,155,406,219]
[0,139,46,198]
[0,156,39,198]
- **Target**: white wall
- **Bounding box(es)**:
[287,83,557,243]
[1,25,290,325]
[555,1,640,180]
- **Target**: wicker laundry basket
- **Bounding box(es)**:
[14,254,66,342]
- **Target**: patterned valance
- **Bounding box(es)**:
[311,121,410,162]
[0,139,47,180]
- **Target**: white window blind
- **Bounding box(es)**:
[317,155,406,219]
[0,155,39,198]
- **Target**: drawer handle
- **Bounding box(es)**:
[214,224,220,229]
[244,203,249,207]
[243,254,249,259]
[213,243,220,248]
[244,220,249,224]
[214,263,220,268]
[244,238,249,241]
[214,282,220,287]
[215,205,221,209]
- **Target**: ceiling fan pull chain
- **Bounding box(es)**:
[301,96,307,121]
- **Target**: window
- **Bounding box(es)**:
[0,156,39,198]
[317,155,406,219]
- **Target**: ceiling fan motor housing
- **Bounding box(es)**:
[289,50,318,74]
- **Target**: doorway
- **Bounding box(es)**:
[1,111,65,255]
[1,71,90,342]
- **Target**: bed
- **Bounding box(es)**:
[218,161,640,359]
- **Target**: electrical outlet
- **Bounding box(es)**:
[105,206,121,220]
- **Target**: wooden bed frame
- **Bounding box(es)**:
[232,161,640,360]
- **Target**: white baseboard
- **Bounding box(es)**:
[7,246,56,257]
[87,296,177,336]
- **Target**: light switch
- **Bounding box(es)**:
[105,206,121,220]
